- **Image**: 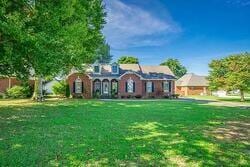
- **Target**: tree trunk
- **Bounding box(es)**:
[240,90,245,102]
[32,77,44,102]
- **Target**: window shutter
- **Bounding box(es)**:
[162,82,164,90]
[133,82,135,92]
[125,82,127,92]
[73,81,76,93]
[81,82,84,93]
[169,81,172,93]
[145,82,147,92]
[152,82,154,92]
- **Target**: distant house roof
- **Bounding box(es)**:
[176,73,208,86]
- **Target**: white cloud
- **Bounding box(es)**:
[103,0,181,49]
[226,0,250,6]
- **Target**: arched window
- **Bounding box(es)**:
[74,77,83,94]
[126,78,134,93]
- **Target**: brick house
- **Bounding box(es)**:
[67,63,176,98]
[175,73,209,96]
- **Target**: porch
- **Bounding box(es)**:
[92,78,119,98]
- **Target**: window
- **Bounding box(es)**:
[94,81,101,93]
[112,82,118,93]
[94,65,100,73]
[75,78,82,94]
[163,81,169,92]
[103,81,109,94]
[127,78,134,93]
[146,82,153,93]
[112,65,118,74]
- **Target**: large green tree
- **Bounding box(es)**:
[96,41,113,64]
[160,58,187,78]
[0,0,106,101]
[118,56,139,64]
[208,52,250,101]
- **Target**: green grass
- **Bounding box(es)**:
[0,99,249,166]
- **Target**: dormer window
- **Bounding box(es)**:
[112,65,118,74]
[94,65,100,74]
[111,63,119,74]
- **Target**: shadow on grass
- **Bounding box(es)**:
[0,99,249,166]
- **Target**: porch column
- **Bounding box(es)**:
[109,79,112,96]
[100,79,102,95]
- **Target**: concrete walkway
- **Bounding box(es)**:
[101,98,250,108]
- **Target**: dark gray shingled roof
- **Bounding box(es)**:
[74,64,176,80]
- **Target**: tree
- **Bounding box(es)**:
[96,41,113,64]
[160,58,187,78]
[0,0,106,101]
[208,52,250,101]
[118,56,139,64]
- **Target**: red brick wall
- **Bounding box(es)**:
[142,80,175,98]
[118,74,143,97]
[175,86,209,96]
[118,74,175,98]
[67,73,92,98]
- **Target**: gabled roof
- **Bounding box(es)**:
[70,63,176,80]
[176,73,208,86]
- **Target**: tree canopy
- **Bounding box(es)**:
[118,56,139,64]
[0,0,106,100]
[208,52,250,101]
[160,58,187,78]
[96,41,113,64]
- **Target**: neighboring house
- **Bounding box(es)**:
[43,79,61,94]
[0,77,34,93]
[67,63,176,98]
[212,90,227,97]
[175,73,209,96]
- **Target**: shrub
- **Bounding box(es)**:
[93,90,101,99]
[135,95,142,99]
[6,86,31,98]
[171,94,180,99]
[164,95,170,99]
[0,92,6,99]
[127,95,132,99]
[65,84,70,98]
[52,81,66,97]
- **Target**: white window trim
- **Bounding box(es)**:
[163,81,169,93]
[93,65,101,74]
[75,77,82,94]
[111,65,119,74]
[127,78,134,93]
[146,81,153,93]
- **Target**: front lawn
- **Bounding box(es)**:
[186,95,250,103]
[0,99,249,166]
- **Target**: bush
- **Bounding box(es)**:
[0,92,6,99]
[171,94,180,99]
[6,86,31,98]
[135,95,142,99]
[65,84,70,98]
[52,81,66,97]
[93,90,101,99]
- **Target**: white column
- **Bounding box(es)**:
[100,79,102,95]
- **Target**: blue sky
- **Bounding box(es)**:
[103,0,250,75]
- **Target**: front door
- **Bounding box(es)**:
[103,82,109,95]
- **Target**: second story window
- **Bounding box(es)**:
[94,65,100,73]
[112,65,118,74]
